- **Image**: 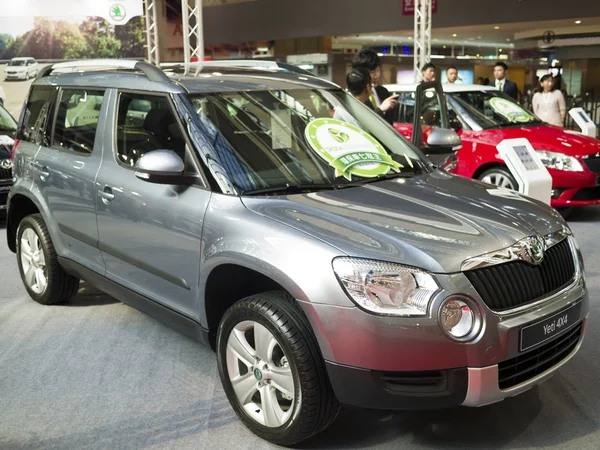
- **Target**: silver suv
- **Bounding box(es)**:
[6,60,588,446]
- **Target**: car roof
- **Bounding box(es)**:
[34,64,337,94]
[385,83,497,93]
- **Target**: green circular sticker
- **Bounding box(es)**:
[304,118,402,180]
[489,97,535,123]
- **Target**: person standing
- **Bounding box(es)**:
[532,74,566,127]
[421,63,436,82]
[351,49,391,110]
[490,61,519,100]
[446,66,459,84]
[345,67,398,117]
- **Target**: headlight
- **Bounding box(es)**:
[439,296,482,341]
[537,150,584,172]
[332,257,440,316]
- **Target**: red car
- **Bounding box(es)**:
[386,83,600,211]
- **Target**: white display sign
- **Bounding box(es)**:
[568,107,597,138]
[496,138,552,205]
[2,1,144,25]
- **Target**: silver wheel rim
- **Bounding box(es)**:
[20,228,48,295]
[481,172,516,190]
[226,320,296,428]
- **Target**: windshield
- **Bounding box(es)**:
[0,106,17,133]
[8,60,26,66]
[189,88,429,194]
[447,90,543,130]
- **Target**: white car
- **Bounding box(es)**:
[4,57,39,81]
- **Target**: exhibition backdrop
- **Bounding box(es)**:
[0,0,146,60]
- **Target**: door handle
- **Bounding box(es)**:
[99,186,115,204]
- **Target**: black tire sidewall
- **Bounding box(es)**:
[217,299,305,443]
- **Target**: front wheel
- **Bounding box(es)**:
[217,291,340,446]
[478,167,518,190]
[16,214,80,305]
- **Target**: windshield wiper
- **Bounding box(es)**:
[352,170,420,186]
[241,183,355,196]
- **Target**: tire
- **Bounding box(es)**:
[16,214,80,305]
[477,167,518,190]
[217,291,340,446]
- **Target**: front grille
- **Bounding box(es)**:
[0,166,11,181]
[464,238,575,311]
[572,186,600,201]
[582,154,600,173]
[498,323,582,389]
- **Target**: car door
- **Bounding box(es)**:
[32,86,107,274]
[95,90,211,319]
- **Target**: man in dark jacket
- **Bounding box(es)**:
[352,49,394,123]
[490,61,519,100]
[346,67,398,117]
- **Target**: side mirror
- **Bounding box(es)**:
[134,150,193,185]
[425,128,462,154]
[448,109,462,131]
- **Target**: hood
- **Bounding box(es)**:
[241,171,565,274]
[463,125,600,157]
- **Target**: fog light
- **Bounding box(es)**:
[439,297,480,341]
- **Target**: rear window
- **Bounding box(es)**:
[19,85,56,144]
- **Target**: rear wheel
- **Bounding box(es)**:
[217,291,339,446]
[478,167,518,190]
[16,214,80,305]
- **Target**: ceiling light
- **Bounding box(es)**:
[494,26,500,30]
[452,33,457,37]
[506,38,511,42]
[499,49,503,52]
[575,20,582,24]
[443,45,447,49]
[477,36,482,39]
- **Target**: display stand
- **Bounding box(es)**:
[568,108,597,137]
[496,138,552,205]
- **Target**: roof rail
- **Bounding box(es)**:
[160,59,316,77]
[36,59,170,83]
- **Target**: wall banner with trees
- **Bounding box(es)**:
[0,0,146,60]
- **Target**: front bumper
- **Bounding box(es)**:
[325,317,586,410]
[4,73,26,80]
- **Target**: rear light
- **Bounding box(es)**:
[10,139,20,161]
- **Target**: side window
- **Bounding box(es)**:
[52,89,105,154]
[396,93,416,124]
[20,86,56,144]
[116,92,187,169]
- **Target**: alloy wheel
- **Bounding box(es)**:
[226,320,296,428]
[20,228,48,295]
[481,172,516,190]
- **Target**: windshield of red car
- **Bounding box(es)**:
[447,90,543,129]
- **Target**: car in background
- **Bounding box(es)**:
[386,83,600,212]
[0,103,17,214]
[4,57,39,81]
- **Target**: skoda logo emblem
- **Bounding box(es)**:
[520,236,544,265]
[109,4,126,21]
[253,368,263,381]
